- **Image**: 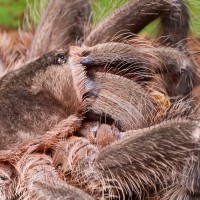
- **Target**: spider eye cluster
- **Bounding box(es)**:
[56,54,67,65]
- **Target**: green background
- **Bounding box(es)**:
[0,0,199,37]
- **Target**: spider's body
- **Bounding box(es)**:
[0,50,90,149]
[0,0,199,199]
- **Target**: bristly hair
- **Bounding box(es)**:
[80,41,195,97]
[0,32,21,72]
[84,0,189,50]
[27,0,91,59]
[0,0,199,199]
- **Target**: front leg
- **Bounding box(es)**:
[28,0,91,58]
[80,42,195,97]
[96,119,200,199]
[85,0,189,49]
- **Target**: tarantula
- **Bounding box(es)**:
[0,0,199,199]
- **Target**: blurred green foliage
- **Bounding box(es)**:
[0,0,31,28]
[91,0,127,25]
[0,0,199,37]
[188,0,200,37]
